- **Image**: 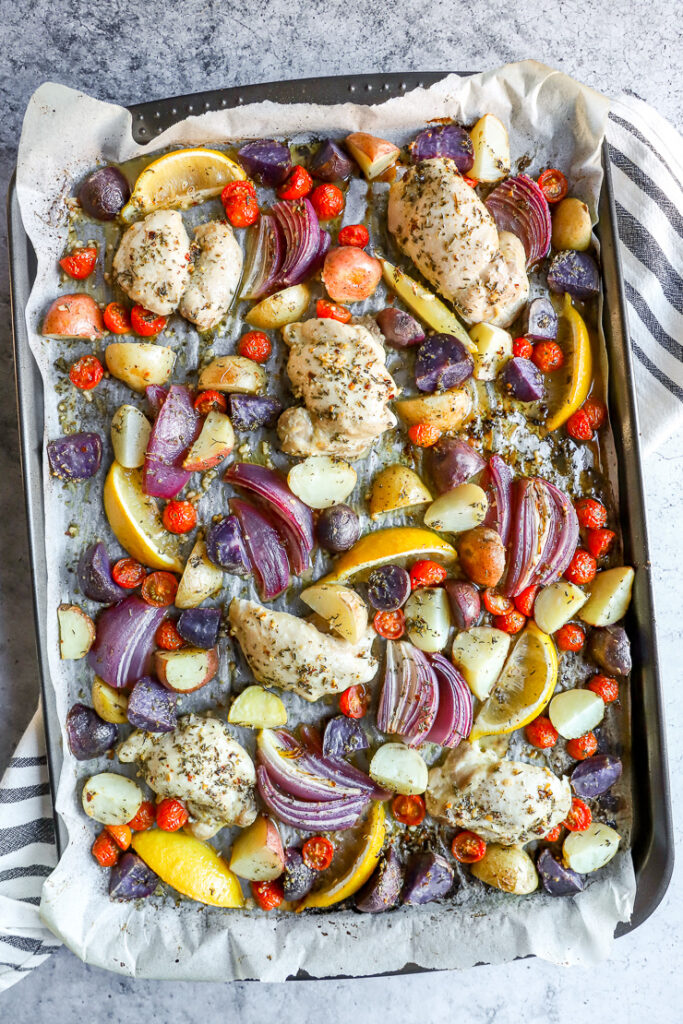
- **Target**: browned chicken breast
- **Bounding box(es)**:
[113,210,191,315]
[179,221,243,331]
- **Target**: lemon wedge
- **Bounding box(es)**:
[103,462,184,572]
[318,526,456,583]
[131,829,244,908]
[469,622,558,741]
[546,294,592,432]
[120,148,246,220]
[379,258,475,352]
[297,803,386,911]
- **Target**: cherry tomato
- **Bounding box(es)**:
[410,560,447,589]
[339,684,370,719]
[156,798,189,832]
[586,527,616,560]
[462,177,478,189]
[538,168,568,203]
[238,330,271,363]
[103,301,131,334]
[373,609,405,639]
[302,836,335,871]
[222,180,259,228]
[574,498,607,530]
[555,623,586,651]
[131,305,167,337]
[583,397,607,430]
[483,588,513,616]
[194,390,228,415]
[69,354,104,390]
[514,584,539,618]
[163,500,197,535]
[563,797,592,832]
[566,408,593,441]
[156,619,185,651]
[532,340,564,373]
[91,831,119,867]
[564,549,597,585]
[566,731,598,760]
[544,824,563,842]
[277,165,313,200]
[338,223,370,248]
[59,246,97,279]
[451,831,487,864]
[493,608,526,634]
[408,423,442,447]
[391,794,426,827]
[512,337,533,359]
[316,298,352,323]
[222,180,257,202]
[310,183,345,220]
[112,558,147,589]
[525,715,558,749]
[105,824,132,851]
[587,674,619,703]
[141,571,179,607]
[251,879,284,911]
[127,800,156,831]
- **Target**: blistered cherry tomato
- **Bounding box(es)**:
[532,340,564,373]
[316,298,352,323]
[514,584,538,618]
[156,798,189,832]
[583,397,607,430]
[105,824,132,851]
[103,301,131,334]
[392,794,426,827]
[131,305,167,337]
[194,390,228,415]
[566,732,598,760]
[310,183,345,220]
[566,408,593,441]
[564,549,597,585]
[493,608,526,634]
[408,423,442,447]
[112,558,146,589]
[462,177,478,189]
[156,619,185,650]
[91,831,119,867]
[563,797,592,832]
[451,831,487,863]
[127,800,156,831]
[338,223,370,248]
[555,623,586,651]
[163,500,197,535]
[574,498,607,530]
[373,609,405,639]
[483,588,513,616]
[238,330,271,363]
[410,560,447,589]
[512,337,533,359]
[538,168,568,203]
[545,824,563,842]
[586,528,616,560]
[525,715,558,749]
[60,246,97,279]
[251,879,284,910]
[587,674,619,703]
[277,165,313,200]
[69,354,104,390]
[222,180,259,227]
[141,571,178,607]
[302,836,335,871]
[339,684,370,719]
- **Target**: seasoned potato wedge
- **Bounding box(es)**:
[300,583,368,644]
[82,772,143,826]
[246,284,310,329]
[154,646,219,692]
[229,816,285,881]
[182,411,234,471]
[288,456,357,509]
[579,567,635,627]
[42,294,105,339]
[404,586,451,652]
[369,743,428,795]
[451,625,511,701]
[395,389,472,431]
[110,404,151,469]
[549,689,604,739]
[471,844,538,894]
[345,132,400,180]
[469,323,513,381]
[92,676,129,724]
[198,355,266,395]
[424,483,488,534]
[469,114,511,183]
[228,685,288,728]
[534,581,588,634]
[175,538,224,609]
[369,464,432,519]
[563,823,620,874]
[58,604,96,659]
[105,342,176,393]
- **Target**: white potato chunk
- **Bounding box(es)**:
[92,677,129,724]
[534,581,588,635]
[58,604,95,660]
[424,483,488,534]
[345,132,401,180]
[469,114,511,182]
[471,844,538,895]
[563,823,620,874]
[451,625,511,701]
[175,538,223,609]
[81,772,143,825]
[229,816,285,881]
[548,689,605,739]
[182,411,234,471]
[469,323,513,381]
[228,686,287,728]
[154,647,218,692]
[110,404,151,469]
[369,464,432,519]
[369,743,428,795]
[300,583,368,644]
[404,587,451,652]
[579,567,635,627]
[198,355,266,395]
[287,456,357,510]
[105,343,176,393]
[246,284,310,329]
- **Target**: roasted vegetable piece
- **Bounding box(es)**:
[177,607,221,649]
[66,703,118,760]
[547,250,600,300]
[375,307,425,349]
[457,526,506,587]
[410,123,474,171]
[88,596,165,689]
[282,846,316,900]
[551,198,592,252]
[127,677,178,733]
[316,504,361,553]
[47,432,102,481]
[402,852,454,905]
[415,334,474,392]
[471,844,538,894]
[355,846,404,913]
[42,294,105,339]
[77,542,126,604]
[444,580,481,630]
[366,565,411,611]
[588,625,632,676]
[524,297,558,341]
[323,716,369,758]
[309,139,355,181]
[537,848,584,897]
[570,755,623,799]
[501,356,545,402]
[206,516,250,574]
[428,437,486,495]
[563,822,620,873]
[108,851,159,900]
[79,166,130,220]
[228,394,282,431]
[237,139,292,185]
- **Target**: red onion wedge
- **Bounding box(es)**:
[537,481,580,586]
[485,174,551,267]
[272,198,322,288]
[423,655,473,747]
[229,498,289,601]
[482,454,514,547]
[258,728,388,801]
[378,642,439,747]
[504,477,579,596]
[145,384,168,418]
[239,213,284,300]
[143,385,199,499]
[87,596,165,689]
[257,766,369,832]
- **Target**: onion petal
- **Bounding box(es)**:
[239,214,284,300]
[229,498,289,600]
[273,198,322,288]
[485,174,551,266]
[87,596,166,690]
[482,454,514,547]
[257,766,368,831]
[424,655,473,747]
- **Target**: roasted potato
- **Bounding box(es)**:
[457,526,505,586]
[369,464,432,519]
[42,294,105,339]
[198,355,266,394]
[395,388,472,431]
[246,284,310,329]
[471,844,538,895]
[105,342,176,393]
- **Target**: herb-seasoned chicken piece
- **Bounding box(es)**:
[178,221,243,331]
[426,742,571,845]
[388,158,529,328]
[277,318,398,459]
[113,210,191,316]
[118,714,257,836]
[228,598,378,702]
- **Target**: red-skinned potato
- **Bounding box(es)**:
[42,294,105,339]
[322,247,382,304]
[154,646,218,692]
[228,815,285,881]
[345,132,400,180]
[457,526,506,587]
[182,411,235,471]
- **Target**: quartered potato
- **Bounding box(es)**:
[246,284,310,329]
[300,583,368,644]
[369,743,428,795]
[469,323,513,381]
[175,538,224,609]
[579,567,635,627]
[471,844,538,895]
[395,389,472,431]
[58,604,96,659]
[287,456,357,509]
[451,625,511,701]
[111,404,151,469]
[534,581,588,634]
[469,114,511,182]
[563,823,620,873]
[198,355,266,394]
[404,586,451,652]
[92,676,129,724]
[105,343,176,392]
[548,688,605,739]
[369,464,432,519]
[82,772,143,826]
[424,483,488,534]
[228,686,288,728]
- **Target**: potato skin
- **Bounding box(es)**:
[551,197,592,252]
[471,844,538,895]
[457,526,505,586]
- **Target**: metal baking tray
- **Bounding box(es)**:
[7,73,673,949]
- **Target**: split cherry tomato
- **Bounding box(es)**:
[222,180,257,203]
[155,619,185,650]
[462,177,478,189]
[238,330,271,363]
[391,794,426,827]
[339,684,370,719]
[316,298,352,323]
[59,246,97,279]
[574,498,607,530]
[525,715,558,749]
[302,836,335,871]
[564,548,597,585]
[538,168,568,203]
[310,183,345,220]
[410,560,447,589]
[493,608,526,634]
[194,390,227,415]
[583,397,607,430]
[338,223,370,248]
[544,824,563,842]
[251,879,284,910]
[563,797,592,832]
[141,571,179,607]
[105,824,132,851]
[566,408,593,441]
[483,588,513,616]
[163,500,197,535]
[587,674,619,703]
[514,584,539,618]
[373,609,405,639]
[555,623,586,651]
[222,180,259,227]
[451,831,487,864]
[91,831,119,867]
[277,165,313,200]
[512,337,533,359]
[103,301,131,334]
[131,305,167,337]
[532,340,564,373]
[127,800,156,831]
[586,527,616,560]
[156,798,189,832]
[566,731,598,760]
[112,558,146,589]
[69,354,104,390]
[408,423,442,447]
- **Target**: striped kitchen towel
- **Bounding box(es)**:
[0,92,681,991]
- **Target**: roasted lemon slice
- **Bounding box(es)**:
[131,829,244,908]
[545,293,592,432]
[120,147,246,220]
[469,622,558,741]
[297,803,386,911]
[103,462,184,572]
[379,258,475,352]
[318,526,456,584]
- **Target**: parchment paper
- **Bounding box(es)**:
[16,62,636,979]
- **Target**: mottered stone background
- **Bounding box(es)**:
[0,1,681,1020]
